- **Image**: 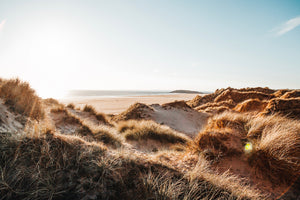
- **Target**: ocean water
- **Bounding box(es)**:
[66,90,172,98]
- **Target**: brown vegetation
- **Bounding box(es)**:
[280,90,300,99]
[112,103,154,121]
[234,99,268,113]
[262,98,300,118]
[82,104,109,124]
[162,100,191,110]
[214,90,272,103]
[1,78,298,199]
[118,120,190,144]
[0,78,44,119]
[50,107,120,147]
[43,98,60,106]
[192,111,300,185]
[189,87,300,120]
[67,103,75,109]
[0,128,261,199]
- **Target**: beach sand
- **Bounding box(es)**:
[60,94,199,114]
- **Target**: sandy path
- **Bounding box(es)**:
[59,94,199,114]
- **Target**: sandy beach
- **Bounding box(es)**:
[60,94,199,114]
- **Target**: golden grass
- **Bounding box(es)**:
[186,156,265,199]
[43,98,60,106]
[117,120,191,144]
[0,78,44,119]
[0,130,254,200]
[66,103,75,109]
[246,115,300,183]
[234,99,268,113]
[192,111,300,184]
[50,106,121,147]
[83,104,109,124]
[112,103,154,121]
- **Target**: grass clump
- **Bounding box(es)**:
[94,129,122,148]
[67,103,75,109]
[83,104,97,114]
[50,106,67,114]
[0,78,44,119]
[43,98,60,106]
[192,111,300,184]
[50,106,119,147]
[83,104,109,124]
[118,120,190,144]
[246,115,300,184]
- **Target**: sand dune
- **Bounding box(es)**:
[1,78,299,199]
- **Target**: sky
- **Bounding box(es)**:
[0,0,299,98]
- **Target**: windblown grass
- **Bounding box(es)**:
[83,104,109,124]
[0,78,44,119]
[66,103,75,109]
[246,115,300,183]
[118,120,191,144]
[43,98,60,106]
[0,130,261,200]
[192,111,300,184]
[50,106,121,147]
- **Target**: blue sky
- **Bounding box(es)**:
[0,0,299,98]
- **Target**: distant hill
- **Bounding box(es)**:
[170,90,203,94]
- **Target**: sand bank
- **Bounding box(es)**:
[60,94,199,114]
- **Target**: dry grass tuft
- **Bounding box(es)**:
[192,111,300,184]
[112,103,154,121]
[0,78,44,119]
[118,120,191,144]
[246,115,300,183]
[66,103,75,109]
[59,109,120,147]
[262,98,300,118]
[50,106,67,114]
[82,104,109,124]
[83,104,96,113]
[214,89,272,103]
[280,90,300,99]
[234,99,268,113]
[43,98,60,106]
[186,156,265,199]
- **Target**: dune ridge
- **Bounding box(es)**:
[0,78,299,199]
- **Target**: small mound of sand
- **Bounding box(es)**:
[0,100,24,133]
[151,104,209,137]
[113,101,209,137]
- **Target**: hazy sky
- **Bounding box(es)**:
[0,0,299,98]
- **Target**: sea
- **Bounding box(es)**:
[66,90,173,99]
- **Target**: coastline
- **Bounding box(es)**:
[60,93,199,114]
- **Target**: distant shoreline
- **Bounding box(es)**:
[66,89,207,99]
[60,93,199,114]
[170,90,203,94]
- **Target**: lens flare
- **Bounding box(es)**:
[244,142,253,153]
